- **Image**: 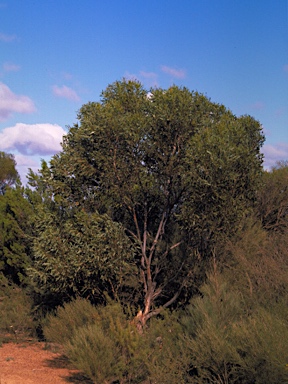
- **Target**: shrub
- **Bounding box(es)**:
[43,297,100,344]
[231,307,288,384]
[43,297,189,383]
[182,267,288,383]
[64,301,149,383]
[143,313,189,384]
[0,273,35,340]
[65,323,120,384]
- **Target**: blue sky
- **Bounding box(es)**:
[0,0,287,182]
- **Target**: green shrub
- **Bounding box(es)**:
[43,297,189,383]
[231,307,288,384]
[65,301,149,383]
[143,313,189,384]
[0,273,35,340]
[43,297,100,344]
[182,268,288,384]
[65,323,120,384]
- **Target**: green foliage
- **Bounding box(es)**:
[29,207,138,307]
[64,302,144,384]
[224,218,288,308]
[0,186,34,284]
[66,323,121,384]
[44,298,188,383]
[29,79,265,323]
[43,297,100,344]
[256,161,288,233]
[232,307,288,384]
[44,299,144,383]
[0,151,19,194]
[181,114,264,252]
[181,249,288,384]
[141,313,189,384]
[0,273,35,340]
[42,229,288,384]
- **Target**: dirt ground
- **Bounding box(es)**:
[0,342,93,384]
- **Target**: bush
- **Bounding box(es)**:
[224,219,288,309]
[142,313,189,384]
[65,323,121,384]
[0,273,35,341]
[44,297,189,383]
[44,298,146,383]
[71,302,151,383]
[182,267,288,384]
[43,297,100,344]
[232,307,288,384]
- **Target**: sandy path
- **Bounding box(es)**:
[0,342,93,384]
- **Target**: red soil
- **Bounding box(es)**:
[0,342,93,384]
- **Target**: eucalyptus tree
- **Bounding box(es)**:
[256,161,288,233]
[30,80,264,326]
[0,152,34,284]
[0,185,34,284]
[0,151,19,194]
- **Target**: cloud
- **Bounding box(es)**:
[125,71,159,87]
[139,71,158,87]
[262,142,288,169]
[0,123,66,156]
[274,106,287,117]
[139,71,158,80]
[3,62,20,72]
[14,154,39,184]
[250,101,265,110]
[52,85,80,101]
[0,32,16,42]
[0,82,36,121]
[161,65,186,79]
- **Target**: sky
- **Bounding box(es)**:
[0,0,287,183]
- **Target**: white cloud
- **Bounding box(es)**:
[250,101,265,110]
[15,154,38,167]
[0,82,36,121]
[124,71,159,87]
[262,142,288,169]
[14,154,39,184]
[139,71,158,87]
[52,85,80,101]
[274,106,287,117]
[0,32,16,42]
[0,123,66,155]
[161,65,186,79]
[139,71,158,79]
[3,62,20,72]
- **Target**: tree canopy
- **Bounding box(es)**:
[256,161,288,233]
[0,151,19,194]
[29,80,264,325]
[0,185,33,284]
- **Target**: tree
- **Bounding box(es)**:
[30,80,264,326]
[256,161,288,233]
[28,204,138,308]
[180,113,264,252]
[0,151,19,194]
[0,185,34,284]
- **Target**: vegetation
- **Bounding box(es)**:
[28,80,264,325]
[0,273,35,343]
[0,80,288,383]
[0,185,34,284]
[0,151,19,195]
